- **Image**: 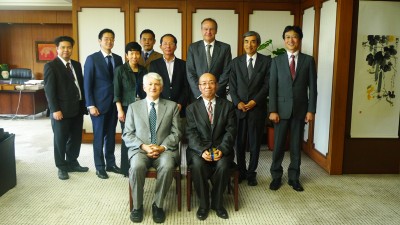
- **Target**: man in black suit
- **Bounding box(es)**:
[186,73,237,220]
[230,31,271,186]
[44,36,88,180]
[269,26,318,192]
[186,18,232,98]
[149,33,189,118]
[84,29,123,179]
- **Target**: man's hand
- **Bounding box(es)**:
[244,100,256,111]
[89,107,100,116]
[142,144,165,159]
[53,111,63,120]
[202,150,212,162]
[269,112,280,123]
[177,104,182,112]
[213,149,223,161]
[305,112,315,123]
[237,102,247,112]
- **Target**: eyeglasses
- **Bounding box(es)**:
[199,81,216,87]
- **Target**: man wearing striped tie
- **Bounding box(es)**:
[123,72,182,223]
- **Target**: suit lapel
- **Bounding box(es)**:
[140,100,150,130]
[239,55,249,83]
[197,42,208,70]
[251,54,264,83]
[156,99,166,131]
[295,53,305,80]
[210,41,221,70]
[212,98,222,129]
[196,99,212,130]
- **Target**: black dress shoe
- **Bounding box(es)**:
[269,178,282,190]
[152,202,166,223]
[196,207,209,220]
[247,177,258,186]
[106,165,121,174]
[130,206,143,223]
[96,170,109,179]
[213,207,229,219]
[58,169,69,180]
[70,165,89,172]
[288,180,304,192]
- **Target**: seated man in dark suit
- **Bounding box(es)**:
[185,73,237,220]
[123,72,182,223]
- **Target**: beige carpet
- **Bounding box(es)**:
[0,115,399,225]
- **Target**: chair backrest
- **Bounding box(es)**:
[9,68,33,84]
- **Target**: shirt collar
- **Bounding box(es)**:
[100,50,113,58]
[146,97,159,106]
[202,97,216,105]
[246,53,258,62]
[58,56,71,66]
[204,40,216,47]
[163,56,175,63]
[286,50,299,59]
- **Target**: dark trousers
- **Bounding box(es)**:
[120,106,129,176]
[189,154,232,210]
[235,115,264,179]
[270,117,305,181]
[90,106,118,171]
[51,113,83,171]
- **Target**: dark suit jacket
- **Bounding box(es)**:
[230,53,271,120]
[269,52,317,120]
[149,57,189,116]
[139,50,163,71]
[185,97,237,159]
[44,57,86,118]
[186,40,232,97]
[84,51,123,113]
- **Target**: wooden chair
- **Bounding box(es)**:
[128,143,182,211]
[186,162,239,211]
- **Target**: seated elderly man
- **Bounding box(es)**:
[123,72,182,223]
[185,73,237,220]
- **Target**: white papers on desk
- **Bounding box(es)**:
[24,80,44,85]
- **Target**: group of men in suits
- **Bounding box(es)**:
[43,19,317,223]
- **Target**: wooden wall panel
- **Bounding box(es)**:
[0,11,71,24]
[0,24,72,80]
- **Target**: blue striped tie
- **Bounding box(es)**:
[149,102,157,144]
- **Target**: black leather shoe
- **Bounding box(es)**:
[152,202,166,223]
[247,177,258,186]
[69,165,89,172]
[214,207,229,219]
[269,178,282,190]
[238,174,246,184]
[106,165,121,174]
[96,170,109,179]
[130,206,143,223]
[58,169,69,180]
[196,207,209,220]
[288,180,304,192]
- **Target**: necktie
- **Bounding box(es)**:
[206,44,212,70]
[247,58,254,80]
[106,55,113,77]
[290,54,296,80]
[207,101,213,124]
[66,62,75,81]
[149,102,157,144]
[144,52,149,62]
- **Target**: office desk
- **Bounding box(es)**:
[0,89,47,117]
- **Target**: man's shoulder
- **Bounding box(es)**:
[152,51,163,57]
[189,40,202,48]
[159,98,177,107]
[215,40,231,48]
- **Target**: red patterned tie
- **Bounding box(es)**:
[207,101,213,124]
[290,54,296,80]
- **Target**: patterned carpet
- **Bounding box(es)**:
[0,116,399,224]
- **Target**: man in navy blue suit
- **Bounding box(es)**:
[84,28,123,179]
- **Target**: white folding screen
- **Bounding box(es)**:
[314,0,337,156]
[301,7,315,142]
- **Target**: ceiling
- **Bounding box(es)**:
[0,0,72,10]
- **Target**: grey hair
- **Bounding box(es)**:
[143,72,164,87]
[243,31,261,45]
